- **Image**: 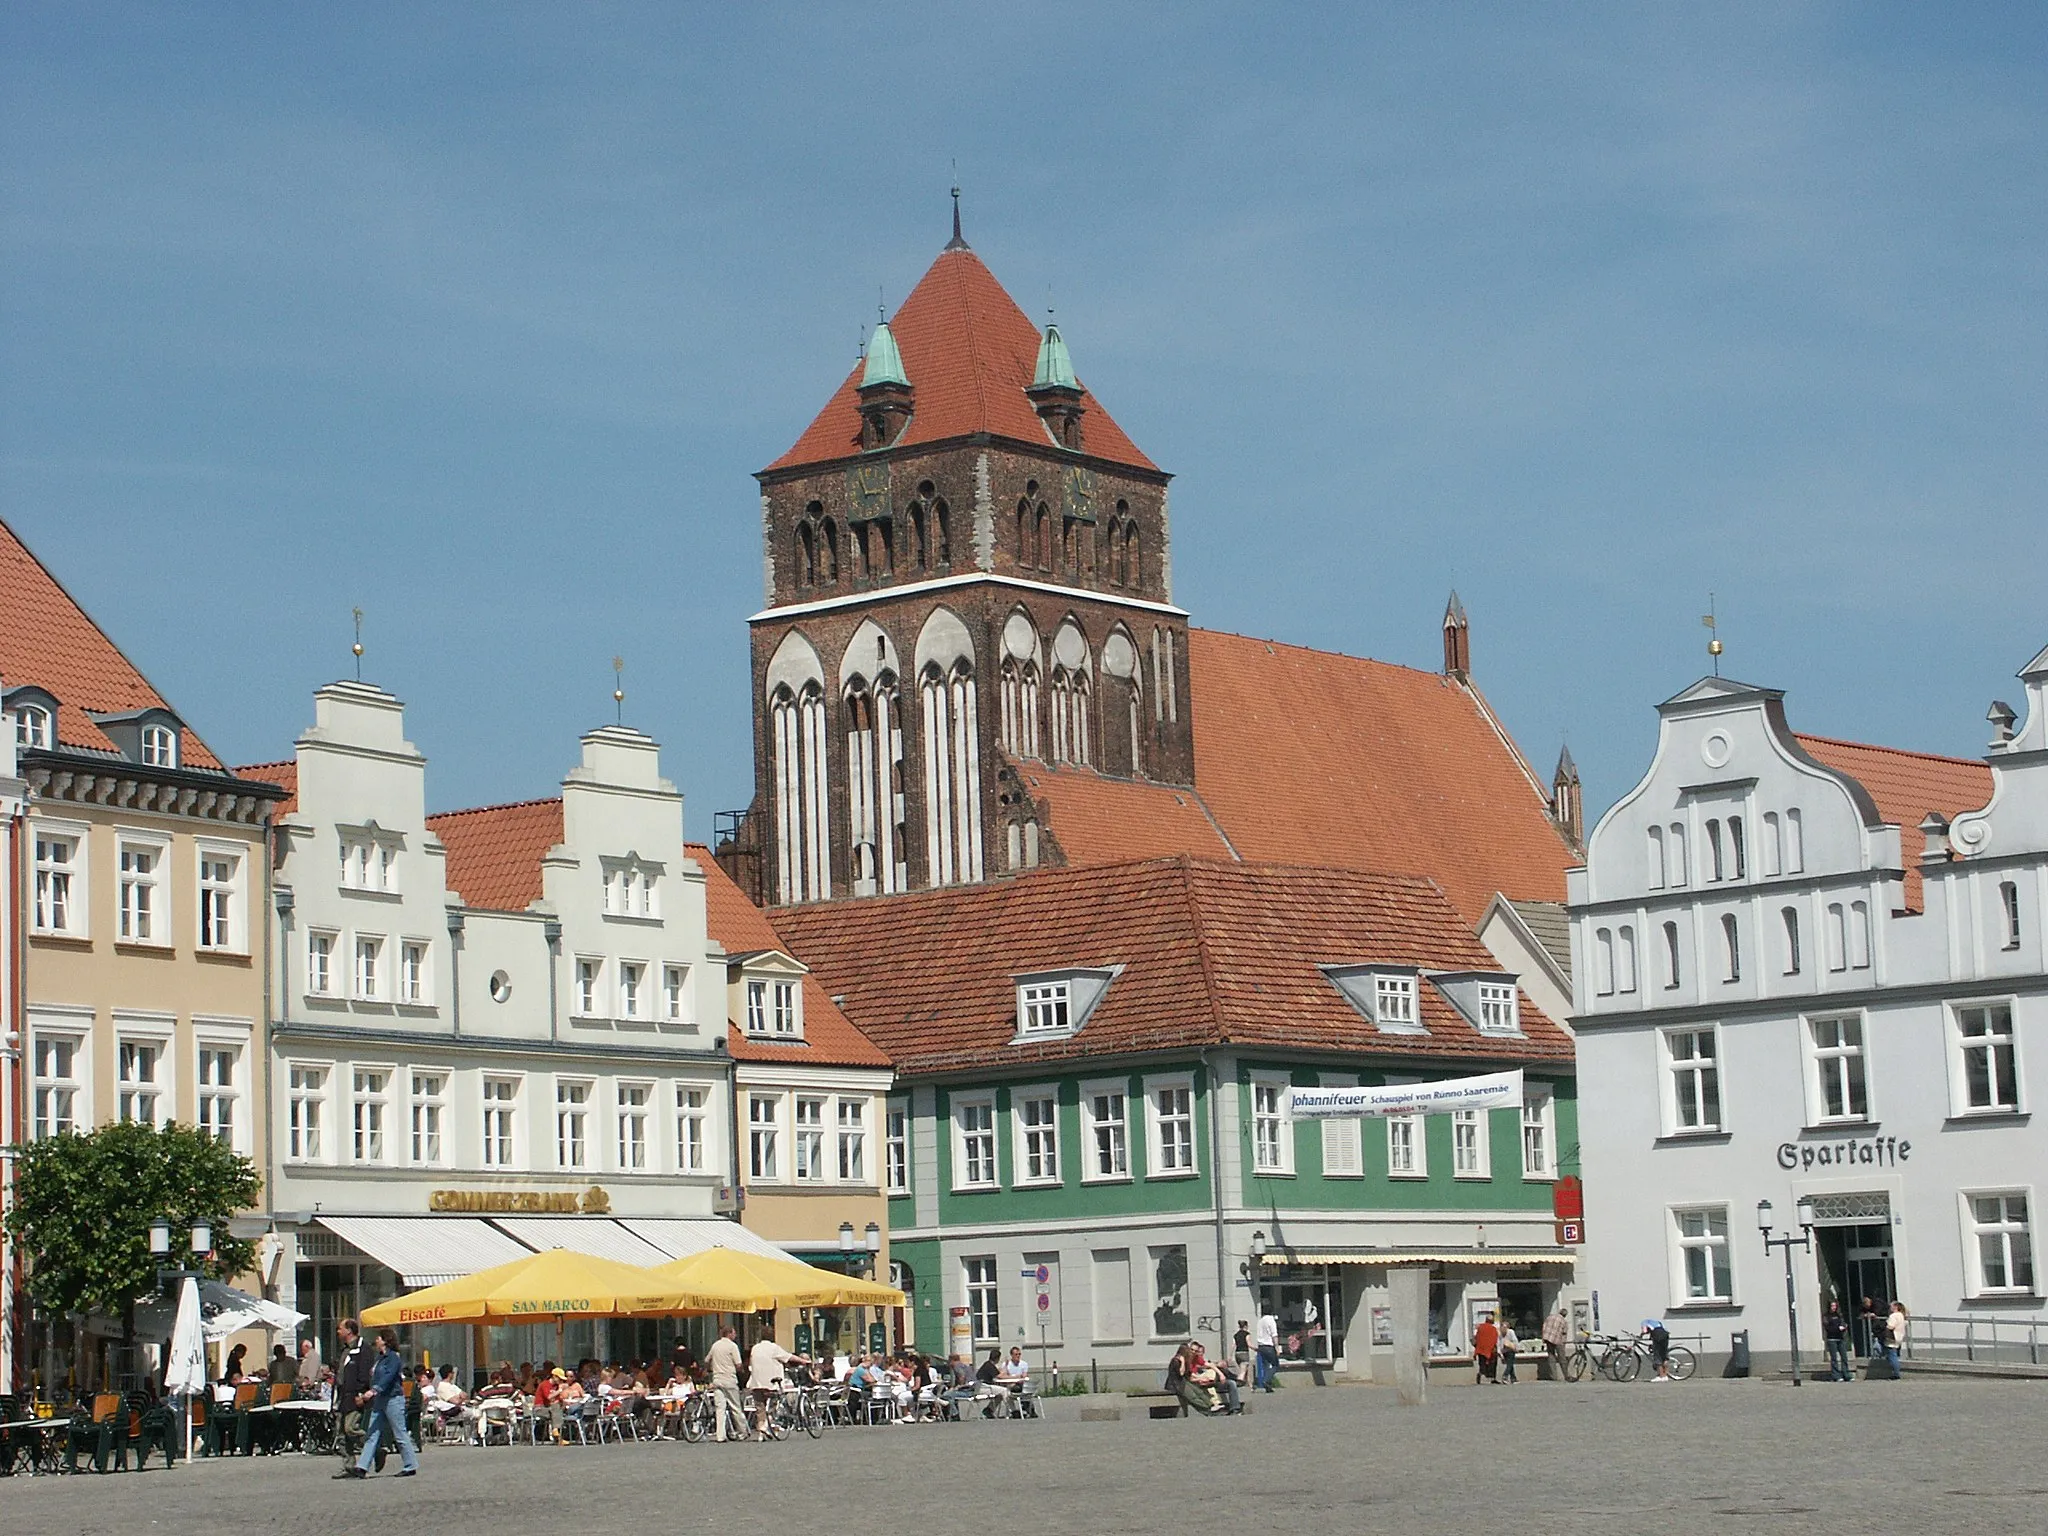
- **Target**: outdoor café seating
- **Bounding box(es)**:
[64,1393,130,1474]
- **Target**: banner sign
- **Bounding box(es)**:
[1288,1069,1523,1121]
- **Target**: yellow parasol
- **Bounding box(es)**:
[641,1247,906,1312]
[359,1247,674,1327]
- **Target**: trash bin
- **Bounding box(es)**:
[1725,1329,1751,1378]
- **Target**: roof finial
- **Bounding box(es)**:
[351,606,364,681]
[1702,594,1723,677]
[946,165,968,251]
[612,656,626,724]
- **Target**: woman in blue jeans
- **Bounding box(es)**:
[337,1329,419,1478]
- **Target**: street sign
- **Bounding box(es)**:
[1037,1291,1051,1314]
[1555,1218,1585,1245]
[1034,1263,1050,1284]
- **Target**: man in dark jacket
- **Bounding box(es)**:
[1823,1302,1852,1381]
[338,1328,418,1478]
[334,1320,372,1458]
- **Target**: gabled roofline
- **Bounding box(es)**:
[1478,891,1573,1000]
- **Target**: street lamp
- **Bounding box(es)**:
[864,1221,881,1257]
[1758,1196,1816,1386]
[838,1220,855,1256]
[149,1218,213,1289]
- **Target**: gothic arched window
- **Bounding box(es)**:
[932,499,951,566]
[819,519,840,583]
[844,672,906,896]
[919,659,983,887]
[770,681,832,904]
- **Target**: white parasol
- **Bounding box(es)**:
[163,1277,208,1467]
[134,1278,306,1342]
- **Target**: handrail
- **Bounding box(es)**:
[1902,1312,2044,1368]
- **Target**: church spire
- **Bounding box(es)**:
[945,176,969,252]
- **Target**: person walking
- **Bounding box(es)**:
[1254,1308,1280,1392]
[333,1319,372,1459]
[336,1328,418,1479]
[706,1324,747,1442]
[1540,1306,1569,1379]
[1822,1302,1851,1382]
[1233,1319,1252,1382]
[1472,1313,1500,1384]
[1883,1302,1908,1380]
[1498,1320,1520,1384]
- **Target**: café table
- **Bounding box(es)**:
[0,1415,67,1476]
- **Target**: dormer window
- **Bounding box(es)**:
[1322,964,1428,1034]
[1009,967,1119,1043]
[745,977,801,1040]
[14,702,53,750]
[140,724,178,768]
[1020,981,1070,1036]
[1478,982,1518,1033]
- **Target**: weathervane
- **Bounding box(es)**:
[612,656,626,724]
[351,607,364,680]
[1702,595,1723,677]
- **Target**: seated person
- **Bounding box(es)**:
[1167,1343,1222,1415]
[974,1348,1009,1417]
[1187,1343,1239,1415]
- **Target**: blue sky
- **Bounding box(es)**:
[4,3,2043,833]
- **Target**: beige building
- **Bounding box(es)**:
[2,518,287,1390]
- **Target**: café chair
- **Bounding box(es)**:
[129,1391,179,1470]
[66,1393,129,1473]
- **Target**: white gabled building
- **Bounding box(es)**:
[257,681,752,1374]
[1569,649,2045,1369]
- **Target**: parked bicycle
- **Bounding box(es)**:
[1561,1330,1696,1382]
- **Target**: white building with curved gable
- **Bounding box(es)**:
[1569,648,2046,1369]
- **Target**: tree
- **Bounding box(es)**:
[5,1120,262,1320]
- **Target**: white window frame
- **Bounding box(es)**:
[1386,1112,1426,1179]
[139,722,178,768]
[1803,1013,1871,1126]
[114,1022,173,1128]
[1013,1088,1060,1186]
[885,1098,910,1193]
[952,1094,999,1191]
[618,959,646,1022]
[287,1063,329,1163]
[616,1080,652,1171]
[14,702,53,750]
[556,1078,593,1170]
[353,932,385,1001]
[399,940,430,1006]
[772,979,800,1037]
[30,1025,87,1138]
[194,840,246,954]
[1960,1189,2037,1299]
[1250,1073,1293,1175]
[115,832,170,947]
[836,1096,867,1183]
[574,957,604,1019]
[662,963,692,1025]
[1018,979,1072,1036]
[1950,1001,2023,1116]
[1452,1106,1491,1180]
[482,1075,522,1169]
[31,820,87,937]
[1521,1087,1557,1181]
[193,1025,247,1152]
[745,979,768,1035]
[1660,1025,1724,1136]
[1374,974,1418,1028]
[963,1255,1000,1344]
[351,1064,394,1164]
[1081,1080,1131,1184]
[307,929,338,997]
[409,1070,448,1167]
[748,1091,782,1183]
[675,1083,710,1175]
[793,1094,828,1182]
[1669,1204,1736,1306]
[1477,980,1522,1031]
[338,831,399,893]
[1144,1074,1197,1180]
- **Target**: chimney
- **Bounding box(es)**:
[1442,591,1470,679]
[1551,744,1582,846]
[1987,700,2017,746]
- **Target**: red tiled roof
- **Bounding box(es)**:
[773,856,1572,1078]
[1024,631,1575,924]
[1,517,223,768]
[1020,764,1236,866]
[764,248,1157,476]
[1795,733,1992,911]
[237,759,297,816]
[426,798,565,913]
[688,843,890,1069]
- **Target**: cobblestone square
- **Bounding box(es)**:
[5,1377,2041,1536]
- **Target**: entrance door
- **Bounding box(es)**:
[1816,1223,1895,1356]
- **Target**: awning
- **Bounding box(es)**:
[317,1216,532,1287]
[489,1216,669,1267]
[616,1217,794,1263]
[1260,1251,1576,1269]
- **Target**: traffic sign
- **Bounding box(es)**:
[1037,1291,1051,1313]
[1035,1263,1050,1284]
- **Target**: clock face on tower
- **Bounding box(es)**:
[846,463,891,522]
[1062,464,1096,522]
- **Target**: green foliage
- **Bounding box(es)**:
[4,1120,262,1319]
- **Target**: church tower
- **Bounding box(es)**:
[732,206,1193,906]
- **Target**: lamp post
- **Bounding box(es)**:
[1757,1197,1815,1386]
[149,1218,213,1292]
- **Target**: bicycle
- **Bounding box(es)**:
[1606,1329,1697,1382]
